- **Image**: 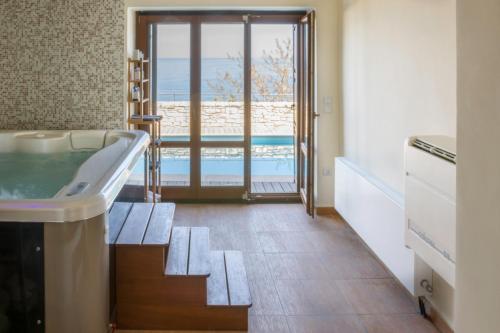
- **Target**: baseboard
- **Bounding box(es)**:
[430,307,454,333]
[315,206,338,216]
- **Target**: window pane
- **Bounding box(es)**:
[201,24,244,141]
[161,148,190,186]
[156,24,191,142]
[201,148,244,186]
[251,24,297,193]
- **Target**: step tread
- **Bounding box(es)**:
[116,203,153,245]
[207,250,251,307]
[225,251,252,307]
[188,227,210,276]
[143,203,175,245]
[165,227,190,275]
[108,202,133,244]
[207,251,229,306]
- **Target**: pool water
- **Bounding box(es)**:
[154,157,295,176]
[132,136,295,180]
[0,150,97,199]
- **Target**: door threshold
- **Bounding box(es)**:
[248,193,301,203]
[162,194,300,204]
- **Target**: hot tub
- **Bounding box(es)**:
[0,130,149,333]
[0,130,149,222]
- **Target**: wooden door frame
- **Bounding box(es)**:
[135,11,309,201]
[297,11,316,216]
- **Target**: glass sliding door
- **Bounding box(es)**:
[250,24,297,194]
[146,16,249,200]
[200,23,247,189]
[156,24,191,142]
[155,23,192,188]
[137,12,312,202]
[201,24,245,142]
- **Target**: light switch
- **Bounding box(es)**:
[323,96,333,113]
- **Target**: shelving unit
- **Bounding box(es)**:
[127,58,162,202]
[127,58,150,117]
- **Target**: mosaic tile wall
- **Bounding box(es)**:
[0,0,125,130]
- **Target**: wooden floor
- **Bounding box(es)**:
[118,204,439,333]
[251,182,296,193]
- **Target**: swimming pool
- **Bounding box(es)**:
[132,135,296,181]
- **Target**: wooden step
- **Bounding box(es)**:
[189,227,211,275]
[108,202,133,244]
[119,250,251,330]
[165,227,210,277]
[143,203,175,245]
[207,250,252,308]
[165,227,189,275]
[118,304,249,331]
[110,202,175,246]
[207,251,229,306]
[112,202,175,280]
[116,203,153,245]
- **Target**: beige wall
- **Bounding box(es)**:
[342,0,457,326]
[456,0,500,331]
[125,0,342,206]
[342,0,456,193]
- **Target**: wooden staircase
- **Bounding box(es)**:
[109,202,252,331]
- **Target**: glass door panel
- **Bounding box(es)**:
[156,24,191,142]
[161,148,190,186]
[201,24,245,142]
[154,23,192,189]
[250,24,297,194]
[299,21,309,199]
[141,14,308,200]
[199,22,246,191]
[201,148,244,186]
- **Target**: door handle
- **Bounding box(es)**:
[313,113,320,118]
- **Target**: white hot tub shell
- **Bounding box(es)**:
[0,130,149,222]
[0,130,149,333]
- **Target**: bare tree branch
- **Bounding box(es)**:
[206,38,293,102]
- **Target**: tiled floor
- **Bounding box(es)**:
[119,203,440,333]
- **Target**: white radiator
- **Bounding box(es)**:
[334,157,416,293]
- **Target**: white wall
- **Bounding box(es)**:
[456,1,500,332]
[342,0,456,194]
[342,0,457,327]
[125,0,342,207]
